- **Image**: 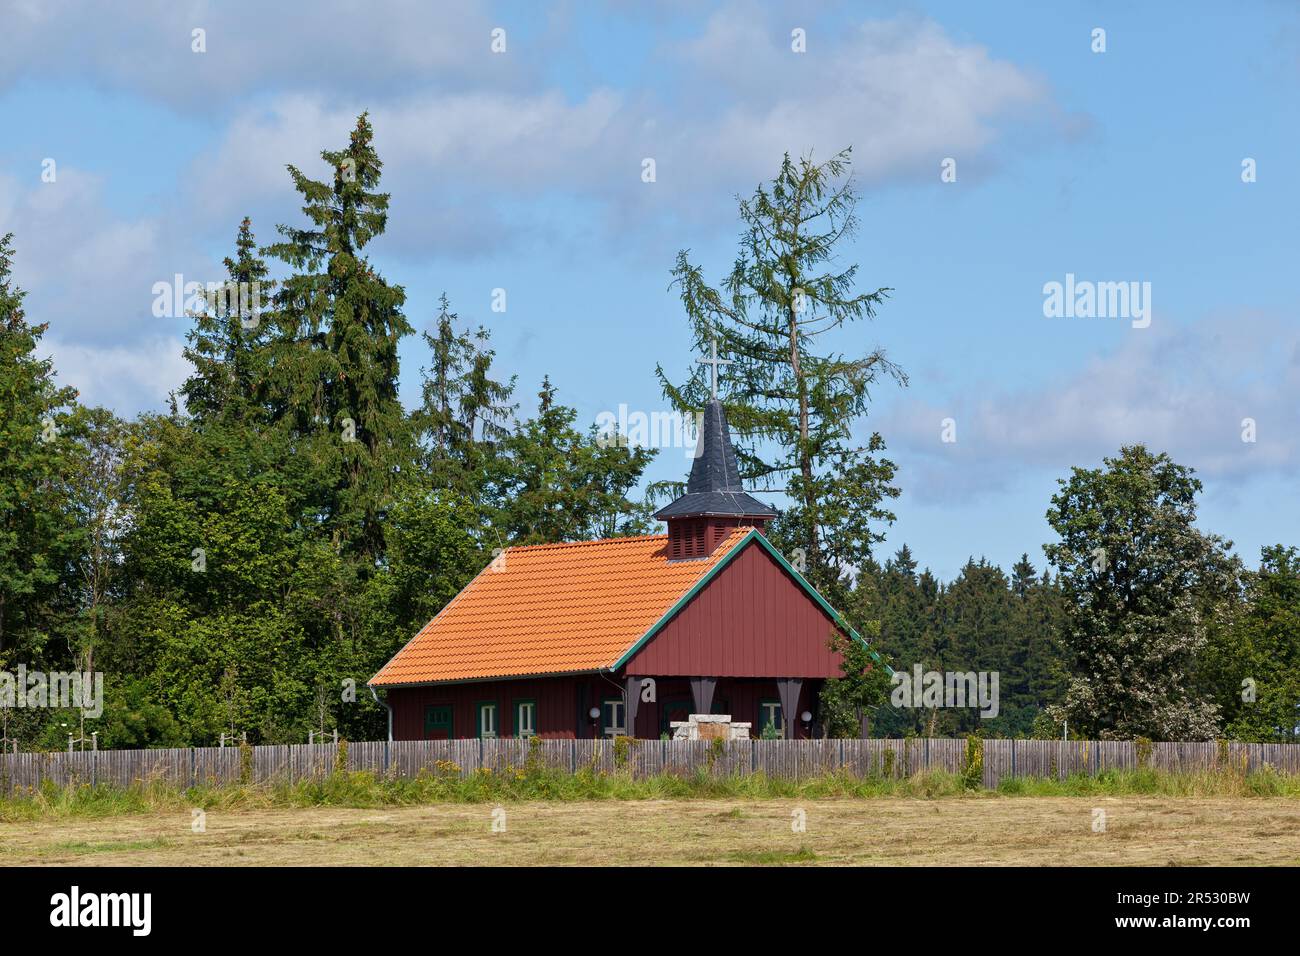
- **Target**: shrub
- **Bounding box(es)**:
[961,734,984,790]
[238,739,253,786]
[612,734,635,769]
[1135,736,1153,770]
[334,738,349,775]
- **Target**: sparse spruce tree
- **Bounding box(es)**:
[415,292,517,500]
[656,149,905,601]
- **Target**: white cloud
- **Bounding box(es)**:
[1,167,214,349]
[182,13,1057,255]
[41,335,189,413]
[671,12,1050,186]
[880,311,1300,503]
[185,89,628,257]
[2,6,1070,414]
[0,0,506,108]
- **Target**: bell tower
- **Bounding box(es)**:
[653,343,776,559]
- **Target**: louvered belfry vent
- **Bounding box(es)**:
[654,399,777,560]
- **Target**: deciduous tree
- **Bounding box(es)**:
[1044,445,1236,740]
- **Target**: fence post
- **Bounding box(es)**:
[189,747,196,789]
[383,739,390,774]
[92,749,97,787]
[1011,738,1017,778]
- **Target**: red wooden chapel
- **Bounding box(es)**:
[369,393,879,741]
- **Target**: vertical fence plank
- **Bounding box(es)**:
[2,738,1298,791]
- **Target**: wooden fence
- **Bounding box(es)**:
[1,738,1298,794]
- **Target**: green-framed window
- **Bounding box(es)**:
[514,699,537,738]
[476,701,499,739]
[601,698,626,737]
[658,697,692,735]
[424,705,453,740]
[758,699,784,739]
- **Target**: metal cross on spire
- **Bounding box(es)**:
[696,337,733,400]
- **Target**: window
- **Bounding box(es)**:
[759,700,784,739]
[659,697,692,736]
[515,700,537,738]
[602,698,626,737]
[424,705,453,740]
[476,702,498,739]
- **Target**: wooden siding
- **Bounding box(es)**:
[624,541,845,679]
[388,676,820,741]
[389,677,595,740]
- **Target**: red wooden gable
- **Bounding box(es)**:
[622,537,847,679]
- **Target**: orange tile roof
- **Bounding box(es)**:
[370,529,752,686]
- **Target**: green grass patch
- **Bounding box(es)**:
[725,845,819,865]
[3,764,1298,822]
[994,765,1300,798]
[50,837,174,855]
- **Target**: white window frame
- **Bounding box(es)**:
[760,701,784,739]
[479,702,498,739]
[516,701,536,738]
[602,698,626,737]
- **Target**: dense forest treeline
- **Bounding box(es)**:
[1,118,1295,748]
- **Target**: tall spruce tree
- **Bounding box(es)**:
[862,545,938,736]
[656,149,904,600]
[1045,445,1237,740]
[180,217,274,427]
[485,378,656,544]
[415,293,517,499]
[265,113,413,560]
[861,544,1068,738]
[0,234,81,661]
[1016,561,1068,736]
[1204,545,1300,741]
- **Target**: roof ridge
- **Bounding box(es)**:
[502,533,669,553]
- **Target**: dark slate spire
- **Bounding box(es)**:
[686,399,743,493]
[653,399,777,521]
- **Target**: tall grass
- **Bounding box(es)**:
[995,764,1300,798]
[3,764,1297,821]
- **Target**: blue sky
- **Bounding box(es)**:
[2,0,1297,581]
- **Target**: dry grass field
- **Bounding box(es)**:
[6,796,1300,866]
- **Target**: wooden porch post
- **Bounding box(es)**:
[624,675,642,738]
[689,677,717,715]
[776,678,803,740]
